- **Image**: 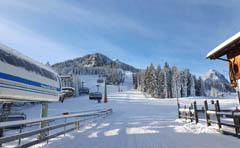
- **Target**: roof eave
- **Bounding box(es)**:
[206,32,240,59]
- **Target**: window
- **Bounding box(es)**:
[0,48,57,81]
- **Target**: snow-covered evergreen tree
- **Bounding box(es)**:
[178,69,188,97]
[156,64,161,98]
[138,70,145,91]
[188,74,196,96]
[164,62,172,98]
[196,77,206,96]
[147,64,157,97]
[133,62,226,98]
[143,67,149,92]
[158,69,165,98]
[171,65,178,98]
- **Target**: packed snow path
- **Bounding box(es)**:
[43,90,240,148]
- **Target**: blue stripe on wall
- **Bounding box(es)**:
[0,82,58,96]
[0,85,58,96]
[0,72,61,92]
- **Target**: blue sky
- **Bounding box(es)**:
[0,0,239,77]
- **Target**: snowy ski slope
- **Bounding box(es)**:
[6,74,240,148]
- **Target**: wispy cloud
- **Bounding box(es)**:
[0,0,239,73]
[0,0,156,64]
[0,17,81,64]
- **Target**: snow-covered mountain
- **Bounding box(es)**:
[202,69,235,96]
[52,53,138,75]
[202,69,229,83]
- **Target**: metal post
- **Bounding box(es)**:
[118,83,120,92]
[104,80,108,103]
[82,81,84,88]
[96,85,99,92]
[39,102,48,139]
[47,121,50,144]
[0,104,5,148]
[0,128,3,148]
[64,118,66,136]
[18,127,22,145]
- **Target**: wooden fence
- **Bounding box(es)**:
[0,109,113,148]
[177,100,240,137]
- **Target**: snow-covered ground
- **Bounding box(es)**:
[5,74,240,148]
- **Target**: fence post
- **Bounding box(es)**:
[204,100,211,126]
[193,101,198,124]
[64,117,67,136]
[189,104,193,122]
[232,111,240,136]
[215,100,221,130]
[177,102,181,119]
[184,105,187,120]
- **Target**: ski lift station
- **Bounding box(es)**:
[0,43,66,131]
[0,43,63,103]
[206,32,240,104]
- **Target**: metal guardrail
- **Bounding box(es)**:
[0,108,113,148]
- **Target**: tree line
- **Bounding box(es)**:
[133,62,206,98]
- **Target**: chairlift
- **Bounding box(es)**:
[97,78,104,83]
[79,87,90,95]
[89,92,102,103]
[62,87,75,99]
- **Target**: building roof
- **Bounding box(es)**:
[206,32,240,59]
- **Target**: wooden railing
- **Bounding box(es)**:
[0,109,113,148]
[177,100,240,137]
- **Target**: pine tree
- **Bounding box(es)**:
[178,69,188,97]
[134,62,207,98]
[171,65,178,98]
[158,70,165,98]
[164,62,172,98]
[143,67,149,92]
[188,74,196,96]
[156,64,162,98]
[148,64,157,97]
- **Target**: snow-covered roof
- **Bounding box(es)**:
[206,32,240,59]
[0,43,57,75]
[62,87,75,90]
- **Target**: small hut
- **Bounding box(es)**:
[206,32,240,104]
